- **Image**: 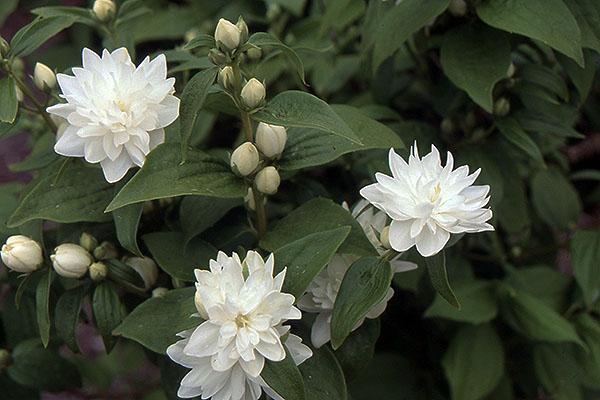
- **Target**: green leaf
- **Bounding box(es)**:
[9,16,75,57]
[274,227,350,299]
[179,196,241,243]
[441,24,511,112]
[113,287,198,354]
[143,232,217,282]
[330,257,393,349]
[299,344,347,400]
[0,0,18,26]
[105,258,145,289]
[575,314,600,387]
[253,90,362,145]
[55,285,86,352]
[506,265,571,312]
[571,230,600,307]
[113,202,143,256]
[106,144,246,212]
[495,117,544,164]
[180,67,218,157]
[499,284,585,347]
[533,344,585,400]
[563,0,600,54]
[334,319,380,380]
[372,0,449,70]
[442,324,505,400]
[279,104,404,170]
[531,166,582,230]
[7,339,81,391]
[31,6,96,26]
[35,269,53,348]
[476,0,583,65]
[262,350,306,400]
[183,33,214,50]
[557,50,596,103]
[248,32,306,84]
[320,0,365,33]
[0,77,18,124]
[425,251,459,309]
[93,281,126,352]
[261,197,376,257]
[8,162,113,227]
[425,280,497,324]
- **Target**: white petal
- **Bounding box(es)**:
[389,219,416,252]
[54,125,86,157]
[414,226,450,257]
[100,151,134,183]
[311,312,332,348]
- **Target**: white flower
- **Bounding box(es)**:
[167,251,311,400]
[51,243,93,279]
[360,143,493,257]
[1,235,43,273]
[298,254,397,348]
[47,47,180,183]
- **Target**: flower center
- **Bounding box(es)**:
[430,183,442,203]
[235,314,250,328]
[116,99,128,112]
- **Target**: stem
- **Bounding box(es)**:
[240,111,254,142]
[11,72,57,133]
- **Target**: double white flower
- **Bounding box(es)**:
[167,251,311,400]
[360,143,493,257]
[48,47,180,183]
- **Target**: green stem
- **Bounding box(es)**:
[11,71,57,133]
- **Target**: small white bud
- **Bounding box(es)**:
[256,122,287,158]
[153,287,169,298]
[493,97,511,117]
[245,187,256,210]
[218,66,235,91]
[195,290,209,319]
[93,241,118,260]
[380,226,391,250]
[92,0,116,22]
[230,142,260,176]
[240,78,266,110]
[184,28,200,43]
[125,256,158,290]
[255,166,280,195]
[1,235,43,273]
[51,244,93,279]
[448,0,467,16]
[79,232,98,252]
[214,18,241,52]
[33,63,56,91]
[15,85,23,102]
[506,62,516,78]
[236,16,249,44]
[89,262,107,282]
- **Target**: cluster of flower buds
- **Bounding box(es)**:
[92,0,116,22]
[209,17,249,66]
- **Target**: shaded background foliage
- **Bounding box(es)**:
[1,0,600,399]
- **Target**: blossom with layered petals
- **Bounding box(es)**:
[360,143,493,257]
[167,251,311,400]
[47,47,180,183]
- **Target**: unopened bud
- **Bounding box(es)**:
[184,29,200,43]
[208,48,228,66]
[89,262,107,282]
[15,85,23,102]
[93,241,118,260]
[247,47,262,61]
[245,187,256,210]
[51,244,93,279]
[0,37,9,58]
[218,66,235,91]
[93,0,116,22]
[1,235,43,273]
[448,0,467,16]
[240,78,266,110]
[255,122,287,158]
[79,232,98,252]
[214,18,241,52]
[380,226,391,249]
[125,256,158,290]
[506,62,516,78]
[236,16,249,44]
[11,58,24,74]
[33,63,56,91]
[255,166,280,195]
[195,290,209,319]
[440,118,455,135]
[152,287,169,298]
[230,142,260,176]
[493,97,510,116]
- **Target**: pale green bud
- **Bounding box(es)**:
[93,0,116,22]
[153,287,169,298]
[79,232,98,252]
[93,241,118,260]
[231,142,260,176]
[218,66,235,91]
[89,262,107,282]
[255,166,280,195]
[240,78,266,110]
[494,97,511,117]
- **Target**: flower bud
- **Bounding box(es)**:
[93,241,118,260]
[236,16,249,44]
[208,48,228,66]
[15,85,23,102]
[89,262,107,282]
[93,0,116,22]
[1,235,43,273]
[214,18,241,52]
[79,232,98,252]
[440,118,455,135]
[125,256,158,290]
[184,28,200,43]
[195,290,209,319]
[218,66,235,91]
[240,78,266,110]
[245,187,256,211]
[0,36,9,58]
[255,122,287,158]
[51,244,93,279]
[506,62,516,78]
[152,287,168,298]
[230,142,260,176]
[255,166,280,195]
[493,97,511,117]
[247,47,262,61]
[448,0,467,16]
[380,226,391,250]
[33,63,56,91]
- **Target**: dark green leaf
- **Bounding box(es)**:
[93,281,126,352]
[113,287,198,354]
[563,0,600,54]
[113,202,143,256]
[330,257,393,349]
[262,350,306,400]
[274,227,350,299]
[425,280,497,323]
[531,166,582,230]
[105,258,145,289]
[426,251,460,309]
[36,268,53,348]
[533,344,584,399]
[300,344,347,400]
[183,33,214,50]
[31,6,96,26]
[55,285,86,352]
[9,16,75,57]
[558,50,596,103]
[442,324,505,400]
[0,77,18,124]
[570,230,600,307]
[496,117,544,164]
[106,144,246,212]
[248,32,306,84]
[179,196,241,243]
[441,24,511,112]
[334,319,380,380]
